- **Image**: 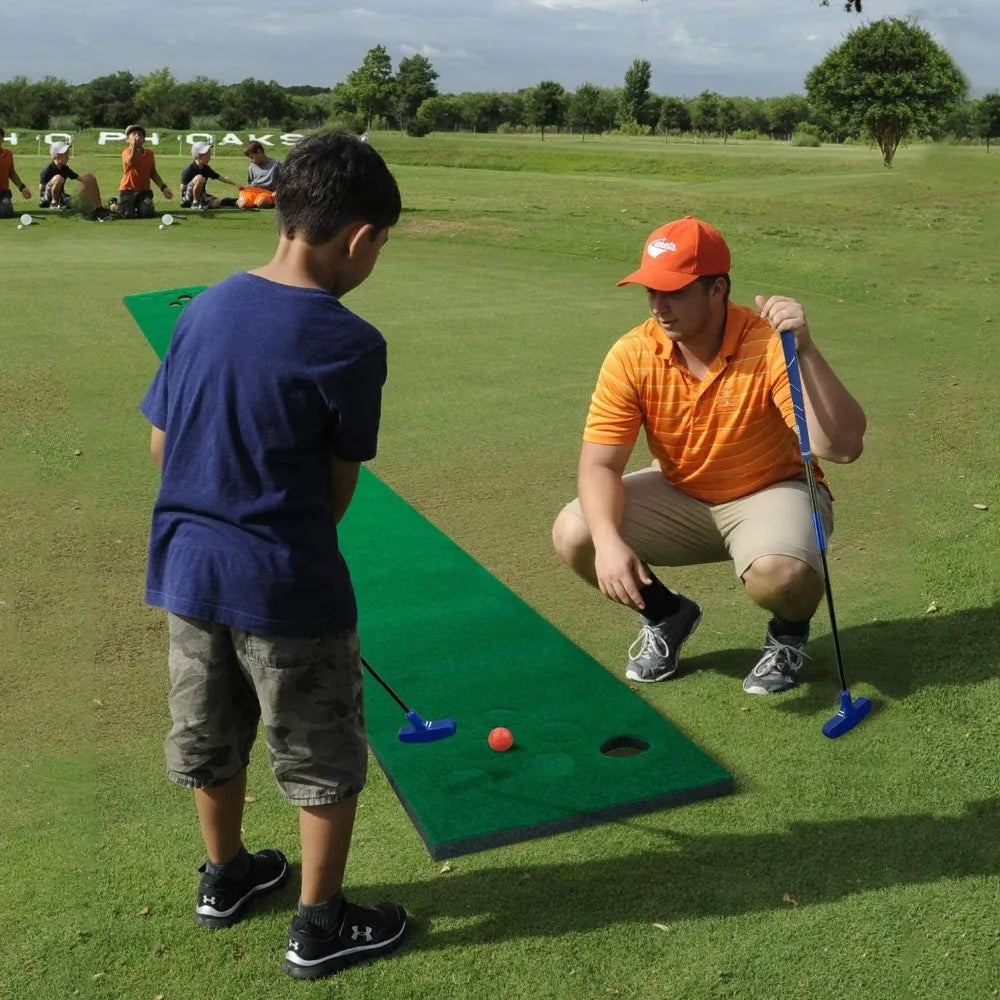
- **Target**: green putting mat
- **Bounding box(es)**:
[341,474,733,858]
[124,286,207,360]
[126,286,734,859]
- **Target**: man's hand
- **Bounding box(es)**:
[162,187,174,200]
[756,294,812,353]
[19,185,31,200]
[593,536,652,611]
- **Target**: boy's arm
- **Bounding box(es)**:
[329,455,361,524]
[149,157,173,199]
[150,168,173,198]
[150,426,165,469]
[9,168,31,198]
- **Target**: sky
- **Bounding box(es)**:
[0,0,996,99]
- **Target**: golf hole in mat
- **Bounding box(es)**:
[600,735,650,758]
[169,295,194,308]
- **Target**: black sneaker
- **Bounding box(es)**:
[194,848,289,928]
[282,899,408,979]
[625,593,702,682]
[742,631,810,695]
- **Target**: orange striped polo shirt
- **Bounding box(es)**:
[584,302,825,503]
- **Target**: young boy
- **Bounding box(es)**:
[237,139,281,209]
[179,142,239,209]
[0,125,32,218]
[140,130,406,980]
[38,142,108,218]
[116,124,172,218]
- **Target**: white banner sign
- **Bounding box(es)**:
[3,131,303,148]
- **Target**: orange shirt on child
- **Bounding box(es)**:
[121,147,157,191]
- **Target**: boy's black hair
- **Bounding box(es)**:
[275,130,401,245]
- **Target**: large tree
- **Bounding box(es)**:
[806,17,967,167]
[689,90,721,140]
[973,93,1000,152]
[621,59,652,126]
[79,71,139,128]
[567,83,605,139]
[657,96,691,136]
[524,80,565,139]
[220,78,293,129]
[345,45,396,130]
[394,54,438,132]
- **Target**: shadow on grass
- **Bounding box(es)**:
[368,797,1000,947]
[680,602,1000,717]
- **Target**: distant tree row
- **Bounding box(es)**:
[1,21,997,164]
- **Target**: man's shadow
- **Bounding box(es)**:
[681,602,1000,717]
[354,797,1000,948]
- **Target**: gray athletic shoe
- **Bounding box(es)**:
[742,632,809,695]
[625,594,702,682]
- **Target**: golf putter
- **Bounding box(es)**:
[361,656,457,743]
[780,331,872,738]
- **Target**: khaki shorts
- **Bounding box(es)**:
[165,613,367,806]
[564,467,833,578]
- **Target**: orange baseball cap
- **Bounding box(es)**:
[617,216,731,292]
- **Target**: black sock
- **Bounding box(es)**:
[205,845,251,881]
[639,574,682,624]
[299,893,346,931]
[769,616,810,639]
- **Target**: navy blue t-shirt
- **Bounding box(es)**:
[40,162,80,184]
[180,162,221,185]
[140,271,386,636]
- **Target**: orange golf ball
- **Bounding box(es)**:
[488,726,513,752]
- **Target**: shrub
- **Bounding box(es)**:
[791,131,822,147]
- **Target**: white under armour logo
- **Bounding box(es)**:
[351,925,373,942]
[202,896,217,906]
[288,939,301,951]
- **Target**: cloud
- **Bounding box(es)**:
[530,0,634,9]
[399,42,472,60]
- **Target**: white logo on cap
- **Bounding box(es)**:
[647,239,677,258]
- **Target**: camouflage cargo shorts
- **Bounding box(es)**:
[165,613,367,806]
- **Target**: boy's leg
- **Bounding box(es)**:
[76,172,102,214]
[552,466,727,681]
[195,767,247,865]
[299,797,358,904]
[713,480,833,694]
[165,613,289,928]
[240,627,407,978]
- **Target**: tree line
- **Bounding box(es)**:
[2,20,998,164]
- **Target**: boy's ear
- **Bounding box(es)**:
[345,221,376,258]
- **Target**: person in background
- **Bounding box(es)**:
[114,124,172,218]
[0,125,32,218]
[38,142,109,219]
[237,139,281,209]
[180,142,240,210]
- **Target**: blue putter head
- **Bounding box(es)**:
[822,690,872,739]
[398,710,457,744]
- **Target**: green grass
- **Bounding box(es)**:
[2,138,999,1000]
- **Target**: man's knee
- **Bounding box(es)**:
[552,508,592,564]
[743,555,820,600]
